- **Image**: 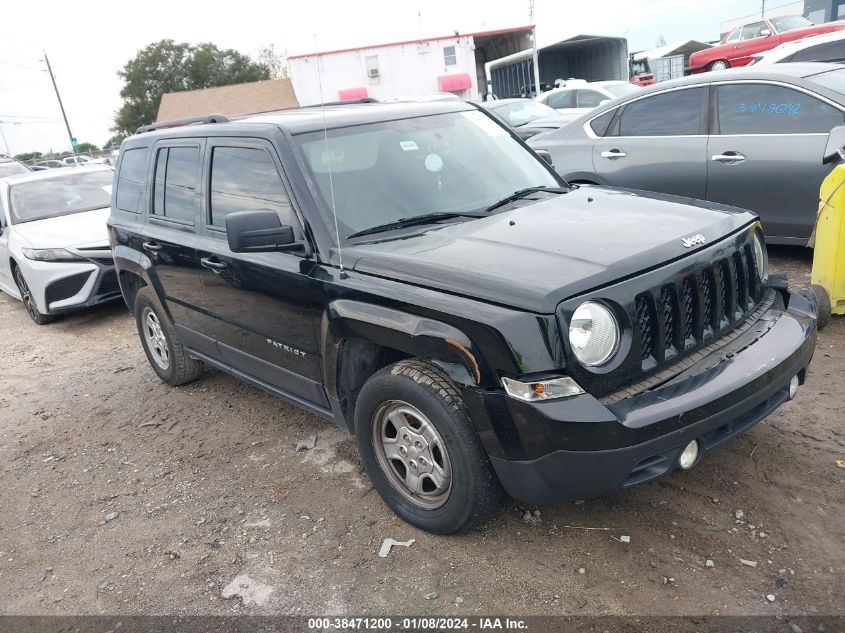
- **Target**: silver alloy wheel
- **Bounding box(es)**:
[142,307,170,370]
[14,268,39,322]
[371,400,452,510]
[710,60,728,71]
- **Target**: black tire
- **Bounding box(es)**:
[134,287,203,385]
[354,359,502,534]
[13,265,56,325]
[800,283,832,330]
[709,60,730,71]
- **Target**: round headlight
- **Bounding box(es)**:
[569,301,620,367]
[752,231,767,281]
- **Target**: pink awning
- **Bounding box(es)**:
[438,73,472,92]
[338,86,368,101]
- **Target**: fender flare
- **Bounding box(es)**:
[321,299,485,398]
[112,244,171,319]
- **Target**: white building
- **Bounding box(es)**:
[289,26,534,105]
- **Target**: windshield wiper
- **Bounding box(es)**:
[483,186,568,214]
[347,212,485,239]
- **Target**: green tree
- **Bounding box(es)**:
[103,133,126,149]
[14,151,42,163]
[75,142,99,154]
[114,40,271,136]
[256,43,288,79]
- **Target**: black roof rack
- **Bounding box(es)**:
[136,113,230,135]
[301,98,381,108]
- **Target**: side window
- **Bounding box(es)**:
[618,88,705,136]
[209,146,292,229]
[576,89,606,108]
[790,40,845,63]
[741,21,767,40]
[115,147,149,213]
[725,27,741,43]
[590,109,616,137]
[546,90,575,109]
[717,84,845,134]
[151,146,200,224]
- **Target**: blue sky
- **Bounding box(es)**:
[0,0,786,154]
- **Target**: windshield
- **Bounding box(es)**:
[807,67,845,95]
[9,170,113,224]
[0,161,30,178]
[770,15,812,32]
[603,83,641,98]
[296,110,560,239]
[490,101,559,126]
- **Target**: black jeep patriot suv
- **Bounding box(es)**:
[108,102,816,534]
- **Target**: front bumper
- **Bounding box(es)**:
[25,259,122,314]
[480,290,816,505]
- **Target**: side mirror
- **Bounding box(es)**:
[534,149,554,166]
[225,209,297,253]
[760,28,772,37]
[823,125,845,164]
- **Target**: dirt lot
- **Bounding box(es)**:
[0,247,842,617]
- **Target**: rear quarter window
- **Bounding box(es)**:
[590,109,616,136]
[115,147,149,213]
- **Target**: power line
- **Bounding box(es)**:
[0,58,44,72]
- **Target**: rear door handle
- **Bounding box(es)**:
[711,152,747,164]
[600,149,627,159]
[200,257,228,272]
[142,241,162,252]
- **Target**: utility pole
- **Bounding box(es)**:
[529,0,540,97]
[761,0,766,18]
[43,52,75,153]
[0,123,10,155]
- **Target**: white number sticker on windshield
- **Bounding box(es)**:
[399,140,419,151]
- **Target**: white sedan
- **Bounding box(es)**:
[534,80,641,115]
[0,166,121,324]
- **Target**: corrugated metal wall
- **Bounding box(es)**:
[491,59,537,98]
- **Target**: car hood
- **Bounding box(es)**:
[12,207,110,249]
[347,187,755,313]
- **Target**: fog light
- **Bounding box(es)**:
[678,440,699,470]
[788,375,799,400]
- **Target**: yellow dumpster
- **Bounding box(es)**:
[801,127,845,330]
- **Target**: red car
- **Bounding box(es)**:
[689,15,845,72]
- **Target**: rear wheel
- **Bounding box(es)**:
[354,359,502,534]
[13,265,55,325]
[709,60,730,71]
[134,287,203,385]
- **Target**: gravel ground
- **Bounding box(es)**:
[0,247,842,617]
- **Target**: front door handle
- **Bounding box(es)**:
[142,241,162,252]
[200,257,228,272]
[711,152,747,164]
[600,149,627,159]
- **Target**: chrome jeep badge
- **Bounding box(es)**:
[682,234,706,248]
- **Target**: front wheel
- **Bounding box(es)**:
[13,265,55,325]
[354,359,502,534]
[709,60,730,71]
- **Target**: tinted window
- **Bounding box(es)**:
[717,84,844,134]
[618,88,704,136]
[789,39,845,63]
[546,90,575,109]
[590,109,616,136]
[209,147,291,229]
[115,147,149,213]
[576,89,606,108]
[152,146,200,223]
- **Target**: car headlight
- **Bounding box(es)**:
[501,376,584,402]
[569,300,620,366]
[751,231,767,281]
[20,248,83,262]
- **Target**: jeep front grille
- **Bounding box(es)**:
[633,244,763,366]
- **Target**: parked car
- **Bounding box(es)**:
[482,98,580,139]
[529,63,845,245]
[0,157,31,178]
[0,166,121,324]
[535,80,641,115]
[63,155,92,166]
[688,15,845,72]
[751,30,845,65]
[34,159,65,169]
[109,104,815,534]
